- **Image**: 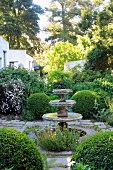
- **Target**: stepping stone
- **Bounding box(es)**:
[98,124,107,129]
[47,156,71,170]
[94,122,105,126]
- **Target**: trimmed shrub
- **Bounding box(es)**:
[0,127,44,170]
[0,67,45,97]
[72,131,113,170]
[27,93,51,119]
[71,90,100,118]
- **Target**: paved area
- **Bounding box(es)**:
[0,119,113,170]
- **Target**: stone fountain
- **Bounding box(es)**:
[42,89,82,130]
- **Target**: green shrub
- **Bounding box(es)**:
[46,70,72,90]
[36,126,80,152]
[71,162,91,170]
[0,67,45,97]
[27,93,51,119]
[21,107,35,121]
[0,128,44,170]
[72,69,102,83]
[72,131,113,170]
[71,90,100,118]
[94,78,113,97]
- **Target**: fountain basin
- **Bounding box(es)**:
[49,100,76,106]
[53,89,73,94]
[42,112,82,122]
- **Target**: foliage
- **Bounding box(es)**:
[0,0,43,55]
[93,100,111,122]
[47,70,71,83]
[72,69,102,83]
[0,128,44,170]
[0,79,25,115]
[85,47,108,72]
[46,70,72,89]
[21,107,35,121]
[71,90,100,118]
[45,0,101,44]
[4,168,14,170]
[45,0,79,43]
[27,93,51,119]
[72,131,113,170]
[36,125,80,152]
[0,67,45,97]
[43,41,81,73]
[93,78,113,97]
[71,162,91,170]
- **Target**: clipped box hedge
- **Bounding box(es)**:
[0,128,44,170]
[72,131,113,170]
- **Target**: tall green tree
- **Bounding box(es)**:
[0,0,43,55]
[84,0,113,71]
[45,0,102,44]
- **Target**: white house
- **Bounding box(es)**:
[0,36,34,70]
[0,36,9,68]
[64,60,86,71]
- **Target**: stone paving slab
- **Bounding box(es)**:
[47,156,71,170]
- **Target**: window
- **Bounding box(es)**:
[9,62,14,67]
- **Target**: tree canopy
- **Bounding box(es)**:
[44,0,103,44]
[0,0,43,55]
[43,41,82,73]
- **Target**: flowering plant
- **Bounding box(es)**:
[1,79,25,115]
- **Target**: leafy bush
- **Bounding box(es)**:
[71,162,91,170]
[0,128,44,170]
[0,67,45,97]
[72,131,113,170]
[84,47,108,72]
[47,70,71,83]
[93,78,113,97]
[46,70,72,90]
[0,79,25,115]
[36,126,80,151]
[72,82,98,94]
[71,90,100,118]
[27,93,51,119]
[72,69,102,83]
[21,107,35,121]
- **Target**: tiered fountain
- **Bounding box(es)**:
[42,89,82,130]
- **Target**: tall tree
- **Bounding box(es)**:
[83,0,113,71]
[45,0,102,44]
[0,0,43,55]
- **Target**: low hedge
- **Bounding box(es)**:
[0,128,44,170]
[71,90,100,118]
[27,93,51,119]
[72,131,113,170]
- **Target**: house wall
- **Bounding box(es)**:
[0,36,34,70]
[64,60,86,71]
[8,50,34,70]
[0,36,9,68]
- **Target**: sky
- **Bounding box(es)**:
[33,0,51,41]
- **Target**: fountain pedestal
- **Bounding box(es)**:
[42,89,82,130]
